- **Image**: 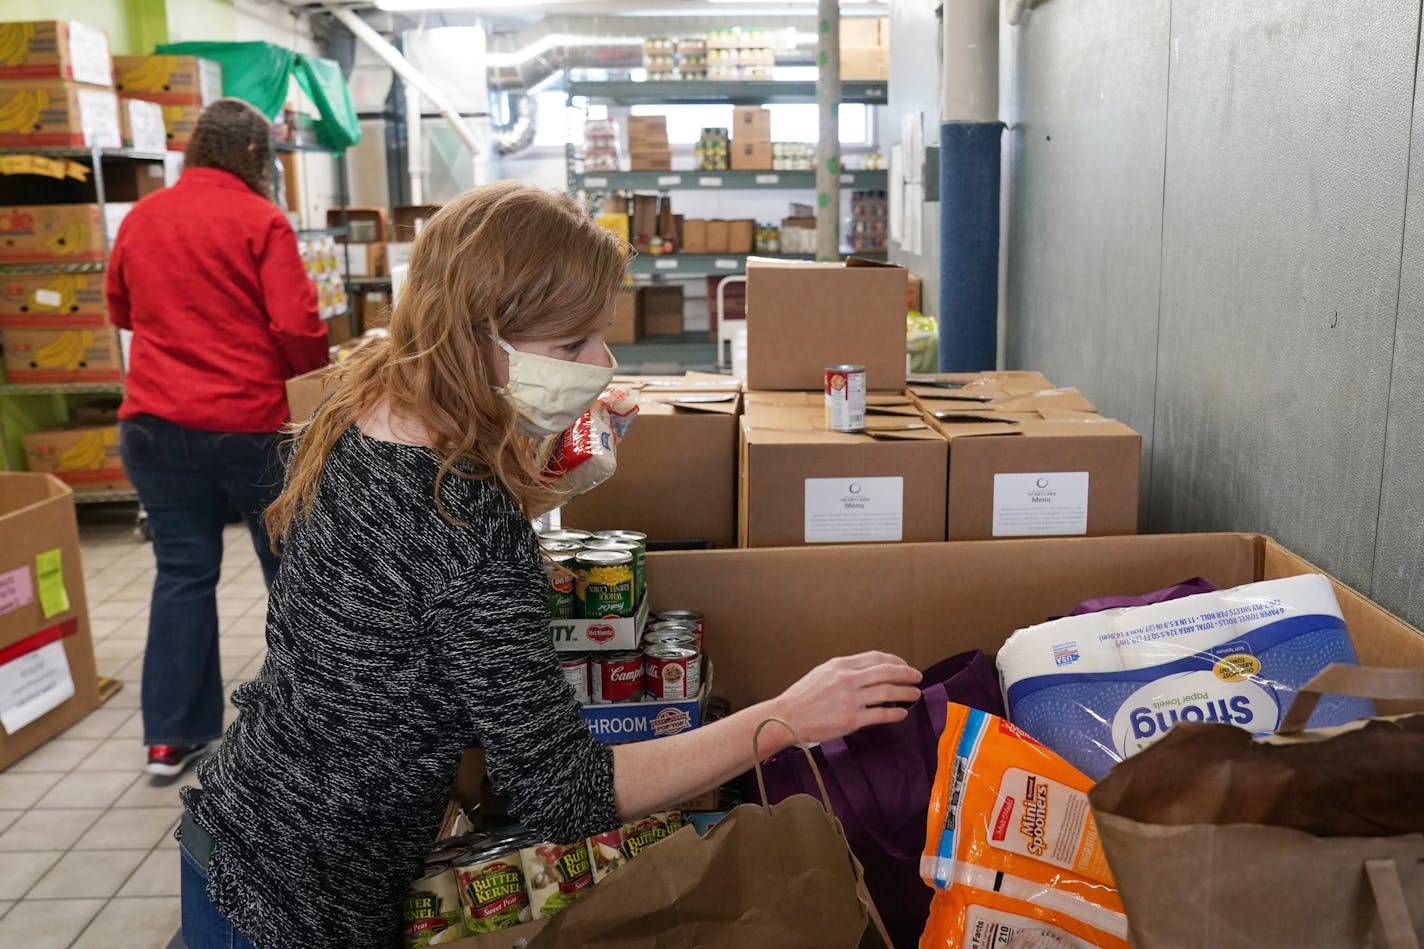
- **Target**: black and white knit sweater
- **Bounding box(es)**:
[181,426,618,948]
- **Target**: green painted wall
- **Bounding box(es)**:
[165,0,235,44]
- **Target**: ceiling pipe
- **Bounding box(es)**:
[324,4,485,172]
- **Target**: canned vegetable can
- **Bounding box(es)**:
[543,551,577,619]
[601,530,647,605]
[582,539,642,610]
[401,868,464,947]
[825,364,867,433]
[575,549,635,619]
[452,845,533,935]
[520,841,596,919]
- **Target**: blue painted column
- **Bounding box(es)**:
[938,120,1004,371]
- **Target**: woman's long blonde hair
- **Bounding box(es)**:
[265,182,629,547]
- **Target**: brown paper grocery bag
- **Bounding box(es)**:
[1088,665,1424,949]
[528,719,889,949]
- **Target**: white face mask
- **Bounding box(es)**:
[492,333,618,437]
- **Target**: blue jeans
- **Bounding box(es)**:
[181,844,257,949]
[119,414,284,746]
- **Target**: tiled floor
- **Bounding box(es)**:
[0,514,269,948]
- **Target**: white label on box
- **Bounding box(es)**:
[699,176,723,187]
[804,477,904,543]
[126,99,166,154]
[755,174,779,185]
[657,175,682,186]
[583,177,608,188]
[839,173,854,184]
[33,289,62,308]
[198,58,224,106]
[0,640,75,734]
[66,21,113,88]
[0,566,32,616]
[992,471,1090,537]
[654,259,679,270]
[77,88,121,149]
[714,258,738,269]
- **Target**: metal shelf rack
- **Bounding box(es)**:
[571,169,888,192]
[565,79,888,106]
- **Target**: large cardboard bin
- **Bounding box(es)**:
[443,531,1424,947]
[0,473,99,771]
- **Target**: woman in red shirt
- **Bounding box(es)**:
[106,98,329,777]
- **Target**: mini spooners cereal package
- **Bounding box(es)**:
[920,703,1128,949]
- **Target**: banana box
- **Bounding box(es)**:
[0,204,106,263]
[159,103,202,151]
[113,55,221,107]
[0,21,112,88]
[0,271,107,327]
[1,324,122,382]
[118,96,165,153]
[0,80,119,148]
[23,423,129,493]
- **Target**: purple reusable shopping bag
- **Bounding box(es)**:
[748,650,1005,949]
[1063,576,1218,616]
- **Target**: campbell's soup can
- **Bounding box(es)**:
[538,529,591,548]
[581,539,642,611]
[825,364,866,432]
[656,609,703,638]
[543,551,578,620]
[641,628,696,653]
[560,654,590,705]
[592,651,644,703]
[644,644,700,699]
[596,530,647,605]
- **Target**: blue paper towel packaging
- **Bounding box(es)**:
[997,574,1373,779]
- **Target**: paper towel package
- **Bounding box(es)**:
[997,574,1374,779]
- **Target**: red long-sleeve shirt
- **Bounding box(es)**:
[107,166,329,432]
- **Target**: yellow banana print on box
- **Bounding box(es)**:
[57,428,113,470]
[30,330,92,369]
[33,274,87,312]
[0,89,47,133]
[118,56,175,92]
[0,23,35,67]
[44,213,89,256]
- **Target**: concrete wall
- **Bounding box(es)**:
[887,0,941,313]
[1003,0,1424,628]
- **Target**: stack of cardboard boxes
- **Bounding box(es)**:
[567,257,1143,554]
[0,20,119,150]
[606,285,686,346]
[111,52,222,151]
[730,106,772,171]
[328,205,388,279]
[0,473,100,772]
[627,115,671,171]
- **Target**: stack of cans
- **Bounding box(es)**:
[537,528,646,620]
[559,608,707,707]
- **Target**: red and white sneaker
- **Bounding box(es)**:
[145,744,211,778]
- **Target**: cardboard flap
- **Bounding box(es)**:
[996,388,1098,413]
[864,425,941,441]
[1019,418,1141,438]
[932,418,1025,439]
[865,401,922,418]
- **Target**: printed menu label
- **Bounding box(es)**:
[992,472,1089,537]
[804,477,904,543]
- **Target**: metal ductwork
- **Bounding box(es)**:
[492,91,537,155]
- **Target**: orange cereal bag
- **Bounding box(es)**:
[919,703,1128,949]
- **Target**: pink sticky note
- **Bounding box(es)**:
[0,566,33,616]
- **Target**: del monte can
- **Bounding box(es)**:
[576,549,634,619]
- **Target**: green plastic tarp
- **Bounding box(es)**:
[156,40,360,151]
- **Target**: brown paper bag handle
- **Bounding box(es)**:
[752,717,833,814]
[1278,664,1424,734]
[1366,859,1422,949]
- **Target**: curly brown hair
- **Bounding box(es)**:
[183,98,274,198]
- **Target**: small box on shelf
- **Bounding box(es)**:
[0,271,108,327]
[0,20,112,88]
[157,102,201,151]
[326,206,387,243]
[639,285,684,337]
[730,141,773,171]
[732,107,771,142]
[391,204,442,241]
[608,286,639,345]
[579,661,711,743]
[112,55,221,107]
[0,81,120,149]
[549,594,650,652]
[22,422,129,494]
[0,324,123,383]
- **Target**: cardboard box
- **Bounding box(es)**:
[550,595,651,652]
[608,286,639,346]
[732,106,771,142]
[906,272,923,312]
[0,20,112,88]
[639,285,684,336]
[0,472,100,772]
[0,271,106,327]
[343,243,386,278]
[912,376,1142,540]
[730,141,773,171]
[738,391,947,548]
[285,365,335,422]
[158,102,201,150]
[681,218,708,255]
[629,152,672,172]
[117,96,165,153]
[353,288,391,333]
[112,55,221,106]
[104,160,166,202]
[386,241,413,273]
[1,324,122,382]
[327,206,387,244]
[706,273,746,339]
[0,80,119,148]
[726,218,754,255]
[841,47,889,81]
[391,203,443,241]
[627,114,669,147]
[578,661,710,742]
[744,259,909,391]
[0,202,126,264]
[704,219,730,255]
[561,374,742,548]
[630,194,658,252]
[22,423,128,493]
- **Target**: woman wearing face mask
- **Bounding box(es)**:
[175,182,923,949]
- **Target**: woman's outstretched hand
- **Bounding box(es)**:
[767,651,924,744]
